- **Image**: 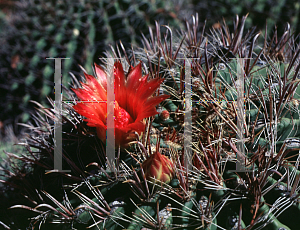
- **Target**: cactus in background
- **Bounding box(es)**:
[2,14,300,230]
[0,0,184,135]
[188,0,300,37]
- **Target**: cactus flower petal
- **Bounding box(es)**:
[72,62,169,147]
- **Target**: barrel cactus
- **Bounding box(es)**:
[1,14,300,230]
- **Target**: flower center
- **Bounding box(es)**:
[114,101,133,129]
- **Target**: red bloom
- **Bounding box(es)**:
[72,62,169,147]
[142,151,174,184]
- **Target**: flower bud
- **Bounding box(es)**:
[142,151,174,184]
[160,110,170,121]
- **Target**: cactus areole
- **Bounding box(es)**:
[72,61,169,147]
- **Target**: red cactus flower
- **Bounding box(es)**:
[72,61,169,147]
[142,151,174,184]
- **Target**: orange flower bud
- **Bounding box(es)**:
[142,151,174,184]
[160,110,170,121]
